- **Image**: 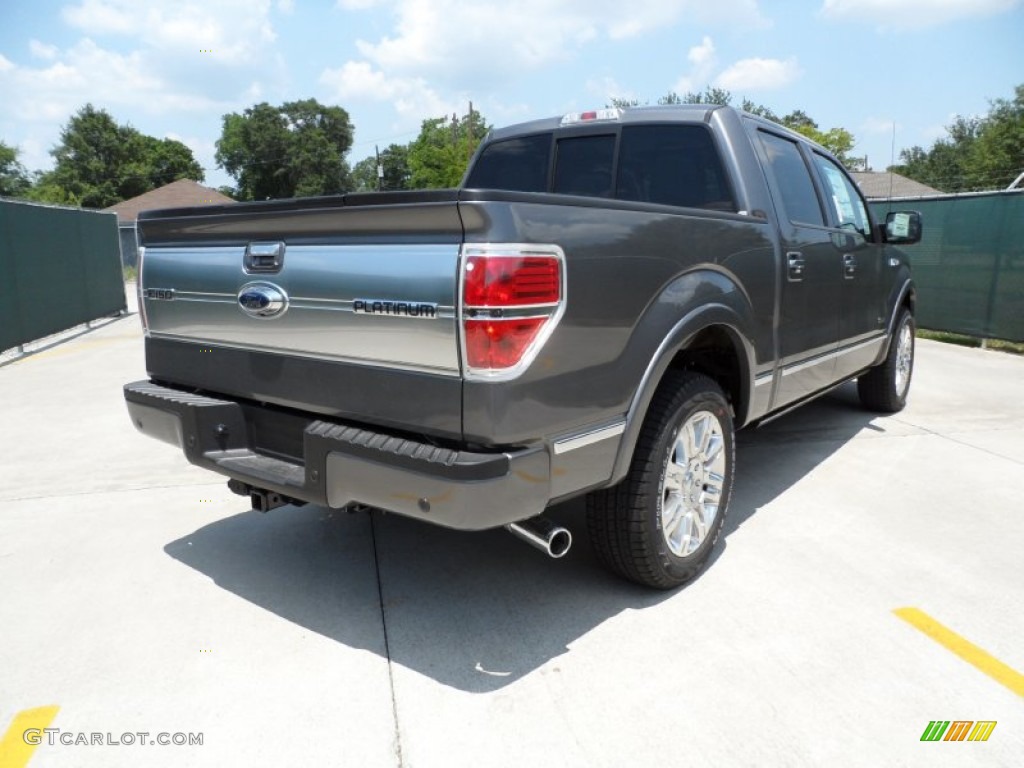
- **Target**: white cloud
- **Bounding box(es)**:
[821,0,1020,26]
[0,2,289,175]
[714,56,801,91]
[673,36,718,94]
[277,0,295,12]
[0,0,288,143]
[688,36,716,68]
[61,0,137,34]
[60,0,276,65]
[320,61,459,120]
[29,40,59,60]
[327,1,767,129]
[0,38,224,126]
[585,77,638,105]
[321,0,770,153]
[348,0,763,84]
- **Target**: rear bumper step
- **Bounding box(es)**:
[124,380,550,530]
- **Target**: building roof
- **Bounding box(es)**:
[104,179,235,224]
[850,171,942,199]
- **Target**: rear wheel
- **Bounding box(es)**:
[858,309,914,413]
[586,372,734,589]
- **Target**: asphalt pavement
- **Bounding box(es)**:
[1,291,1022,767]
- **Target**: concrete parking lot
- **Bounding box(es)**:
[1,297,1022,767]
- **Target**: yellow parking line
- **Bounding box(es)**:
[0,706,59,768]
[894,607,1024,698]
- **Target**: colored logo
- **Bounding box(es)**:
[237,282,288,319]
[920,720,997,742]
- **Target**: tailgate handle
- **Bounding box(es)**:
[245,242,285,273]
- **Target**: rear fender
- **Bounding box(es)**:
[609,270,756,485]
[873,275,915,366]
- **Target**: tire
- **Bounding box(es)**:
[586,372,735,589]
[858,309,914,413]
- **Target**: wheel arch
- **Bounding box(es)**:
[609,291,756,486]
[874,278,916,366]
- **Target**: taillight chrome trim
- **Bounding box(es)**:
[457,243,567,382]
[137,245,148,332]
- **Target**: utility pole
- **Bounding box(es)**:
[467,101,473,164]
[375,145,383,191]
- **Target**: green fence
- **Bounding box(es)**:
[0,199,127,352]
[870,190,1024,342]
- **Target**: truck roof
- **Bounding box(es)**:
[487,104,723,142]
[485,104,833,160]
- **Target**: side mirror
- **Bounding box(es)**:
[884,211,922,245]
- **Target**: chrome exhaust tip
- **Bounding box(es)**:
[505,516,572,559]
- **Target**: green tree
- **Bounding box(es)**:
[25,104,203,207]
[969,84,1024,189]
[608,97,641,108]
[140,136,205,191]
[0,140,31,197]
[407,109,490,189]
[893,115,983,192]
[893,85,1024,192]
[779,111,859,168]
[215,98,354,200]
[677,86,735,108]
[351,144,411,192]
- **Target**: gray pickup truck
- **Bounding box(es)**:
[125,105,921,588]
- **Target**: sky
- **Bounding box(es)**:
[1,0,1022,191]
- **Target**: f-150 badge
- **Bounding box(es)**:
[237,282,289,318]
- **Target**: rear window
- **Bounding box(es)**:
[465,122,736,211]
[464,134,550,192]
[553,135,616,198]
[617,125,736,211]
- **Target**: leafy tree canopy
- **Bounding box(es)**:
[351,143,411,192]
[893,84,1024,192]
[27,104,203,208]
[0,140,32,198]
[215,98,354,200]
[407,109,490,189]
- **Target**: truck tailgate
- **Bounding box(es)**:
[137,193,465,439]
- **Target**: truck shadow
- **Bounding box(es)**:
[164,381,882,693]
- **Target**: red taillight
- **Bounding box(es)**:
[463,256,560,306]
[460,248,564,377]
[464,318,547,369]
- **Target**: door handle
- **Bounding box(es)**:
[842,253,857,279]
[787,252,805,282]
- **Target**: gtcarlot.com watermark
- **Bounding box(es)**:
[24,729,203,747]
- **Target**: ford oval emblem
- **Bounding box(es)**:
[237,282,288,319]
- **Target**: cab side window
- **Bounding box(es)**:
[465,133,552,192]
[758,131,824,226]
[812,154,871,237]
